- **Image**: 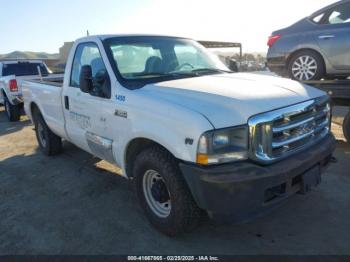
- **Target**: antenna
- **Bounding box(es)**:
[87,30,90,36]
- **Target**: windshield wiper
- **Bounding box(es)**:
[135,72,198,78]
[133,69,229,79]
[134,72,169,77]
[190,68,232,74]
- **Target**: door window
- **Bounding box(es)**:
[70,43,111,98]
[326,3,350,24]
[312,13,325,24]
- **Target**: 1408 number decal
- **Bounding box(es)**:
[116,95,126,102]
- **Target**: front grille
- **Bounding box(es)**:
[248,96,331,164]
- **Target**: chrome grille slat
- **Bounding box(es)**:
[272,129,314,148]
[272,119,328,149]
[314,119,330,133]
[248,96,331,164]
[272,108,330,133]
[273,116,315,133]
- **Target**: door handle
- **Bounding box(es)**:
[318,35,335,39]
[64,96,69,110]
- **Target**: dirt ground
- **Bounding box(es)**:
[0,106,349,255]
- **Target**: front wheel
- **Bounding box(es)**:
[134,146,201,236]
[33,111,62,156]
[4,96,20,122]
[288,51,325,81]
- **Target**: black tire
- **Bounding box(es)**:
[4,96,20,122]
[343,112,350,143]
[288,50,325,81]
[33,110,62,156]
[133,146,201,236]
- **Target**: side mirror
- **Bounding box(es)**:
[79,65,93,93]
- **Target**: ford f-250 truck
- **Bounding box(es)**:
[0,60,61,121]
[22,35,336,236]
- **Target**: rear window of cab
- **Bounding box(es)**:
[2,62,49,77]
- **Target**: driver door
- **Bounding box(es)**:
[63,42,117,163]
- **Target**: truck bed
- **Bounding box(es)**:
[22,77,67,139]
[28,75,64,87]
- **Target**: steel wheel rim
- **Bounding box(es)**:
[37,122,47,148]
[5,100,11,119]
[142,170,171,218]
[292,55,318,80]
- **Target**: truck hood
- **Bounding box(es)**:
[145,73,326,129]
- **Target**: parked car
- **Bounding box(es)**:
[22,35,335,236]
[267,0,350,81]
[0,60,61,121]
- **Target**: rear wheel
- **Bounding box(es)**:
[134,146,201,236]
[288,50,325,81]
[33,110,62,156]
[343,112,350,143]
[4,96,20,122]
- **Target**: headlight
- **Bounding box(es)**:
[196,126,248,165]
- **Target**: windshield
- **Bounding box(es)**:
[104,36,230,87]
[2,62,49,77]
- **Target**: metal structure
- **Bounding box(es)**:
[199,40,242,66]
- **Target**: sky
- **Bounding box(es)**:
[0,0,338,54]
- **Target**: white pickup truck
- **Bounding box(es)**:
[0,60,61,121]
[22,35,336,236]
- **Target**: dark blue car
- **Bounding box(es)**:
[267,0,350,80]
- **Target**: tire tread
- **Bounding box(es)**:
[134,146,201,236]
[343,112,350,143]
[4,96,20,122]
[33,111,62,156]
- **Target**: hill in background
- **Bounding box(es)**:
[0,51,59,60]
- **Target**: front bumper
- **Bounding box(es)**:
[180,134,336,223]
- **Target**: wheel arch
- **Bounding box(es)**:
[124,137,177,178]
[1,88,7,99]
[29,101,42,122]
[1,87,15,105]
[286,48,326,71]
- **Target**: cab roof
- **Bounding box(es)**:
[75,34,190,43]
[0,59,44,64]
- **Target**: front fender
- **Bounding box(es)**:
[115,95,214,174]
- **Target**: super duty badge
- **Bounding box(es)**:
[114,109,128,119]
